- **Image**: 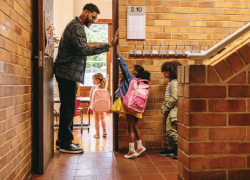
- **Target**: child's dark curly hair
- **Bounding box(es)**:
[161,61,182,79]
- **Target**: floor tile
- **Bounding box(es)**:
[157,167,178,174]
[117,168,139,175]
[56,164,77,170]
[96,168,118,176]
[140,174,165,180]
[53,170,76,177]
[51,177,74,180]
[153,161,175,167]
[115,161,136,169]
[75,169,97,176]
[74,176,97,180]
[137,167,160,174]
[76,163,97,169]
[119,174,141,180]
[162,173,178,180]
[149,156,170,162]
[97,175,119,180]
[134,161,155,168]
[59,158,78,164]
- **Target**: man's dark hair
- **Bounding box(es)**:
[161,61,182,79]
[83,3,100,14]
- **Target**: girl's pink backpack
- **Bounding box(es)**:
[118,78,151,113]
[90,89,111,113]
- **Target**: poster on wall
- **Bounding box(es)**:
[45,12,55,57]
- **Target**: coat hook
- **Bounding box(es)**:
[151,41,153,56]
[142,41,145,57]
[175,41,178,56]
[182,41,186,56]
[167,41,169,56]
[134,41,137,56]
[207,41,210,50]
[159,41,162,56]
[199,41,202,52]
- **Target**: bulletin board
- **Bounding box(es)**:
[127,6,146,40]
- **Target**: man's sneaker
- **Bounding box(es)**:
[158,149,174,156]
[103,131,107,137]
[59,144,84,154]
[55,140,79,150]
[93,134,100,139]
[136,146,146,157]
[173,146,178,159]
[124,150,138,159]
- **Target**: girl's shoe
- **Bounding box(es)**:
[103,131,107,137]
[124,150,138,159]
[136,146,146,157]
[93,134,100,139]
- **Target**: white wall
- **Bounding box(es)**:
[73,0,112,19]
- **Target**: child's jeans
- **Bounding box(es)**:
[94,111,106,133]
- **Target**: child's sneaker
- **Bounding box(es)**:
[93,134,100,139]
[103,131,107,137]
[124,150,137,159]
[136,146,146,157]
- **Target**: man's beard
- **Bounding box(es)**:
[84,15,91,28]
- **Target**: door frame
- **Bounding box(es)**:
[112,0,119,151]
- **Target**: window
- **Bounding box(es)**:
[81,24,109,86]
[84,24,109,43]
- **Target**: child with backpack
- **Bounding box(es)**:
[89,73,110,139]
[112,46,151,159]
[158,61,182,159]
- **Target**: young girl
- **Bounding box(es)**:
[90,73,108,139]
[112,46,151,159]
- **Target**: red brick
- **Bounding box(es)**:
[209,128,246,140]
[226,52,244,73]
[229,114,250,126]
[145,129,162,135]
[238,45,250,64]
[228,142,250,154]
[138,123,154,129]
[184,86,226,98]
[213,60,233,81]
[177,136,184,151]
[188,170,226,180]
[229,85,250,98]
[198,2,214,8]
[209,156,245,169]
[189,142,226,154]
[228,170,250,180]
[177,110,183,123]
[228,71,246,83]
[178,98,207,112]
[248,127,250,140]
[185,65,205,83]
[189,114,226,126]
[145,141,162,147]
[190,157,207,170]
[177,66,183,84]
[183,112,189,126]
[178,123,190,140]
[178,149,189,168]
[248,156,250,167]
[209,100,246,112]
[177,85,183,97]
[190,128,207,141]
[207,65,220,83]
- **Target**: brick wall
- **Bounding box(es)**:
[118,0,250,151]
[177,35,250,180]
[0,0,35,179]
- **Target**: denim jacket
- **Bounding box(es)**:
[115,56,134,98]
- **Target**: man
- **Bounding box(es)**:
[54,3,118,153]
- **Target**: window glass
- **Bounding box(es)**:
[84,24,109,43]
[81,52,107,86]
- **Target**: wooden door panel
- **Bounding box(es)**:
[38,0,54,174]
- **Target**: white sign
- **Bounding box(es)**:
[127,6,146,40]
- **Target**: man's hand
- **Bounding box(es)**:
[109,29,119,48]
[161,109,165,115]
[117,46,121,57]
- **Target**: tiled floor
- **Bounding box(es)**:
[30,152,178,180]
[30,114,178,180]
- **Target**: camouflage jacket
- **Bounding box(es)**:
[53,16,110,84]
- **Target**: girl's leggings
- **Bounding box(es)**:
[94,111,106,133]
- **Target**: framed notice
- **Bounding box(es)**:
[127,6,146,40]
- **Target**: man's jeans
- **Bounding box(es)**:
[55,76,78,147]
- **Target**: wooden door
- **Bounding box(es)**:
[37,0,54,174]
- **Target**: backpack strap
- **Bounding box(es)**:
[115,78,123,94]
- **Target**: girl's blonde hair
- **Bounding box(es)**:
[93,73,107,89]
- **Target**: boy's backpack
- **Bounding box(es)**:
[90,89,111,113]
[118,78,151,113]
